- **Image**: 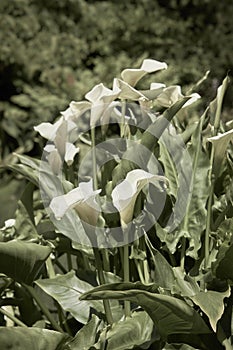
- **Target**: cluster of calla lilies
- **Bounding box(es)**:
[34,59,200,236]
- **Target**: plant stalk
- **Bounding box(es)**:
[120,100,126,137]
[0,307,27,327]
[204,148,215,269]
[91,126,113,325]
[123,244,131,317]
[180,237,186,272]
[93,248,113,325]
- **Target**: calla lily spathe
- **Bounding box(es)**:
[208,128,233,175]
[114,59,167,101]
[35,116,79,170]
[44,142,79,174]
[61,101,91,122]
[121,59,167,87]
[112,169,168,226]
[49,179,101,226]
[85,83,121,127]
[156,85,200,108]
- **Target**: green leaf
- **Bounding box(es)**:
[213,241,233,282]
[141,97,191,151]
[111,97,190,187]
[0,241,51,284]
[172,268,200,297]
[95,311,155,350]
[145,235,175,290]
[66,314,102,350]
[209,76,230,131]
[157,111,210,258]
[6,163,39,186]
[0,327,69,350]
[158,126,180,198]
[36,270,104,324]
[191,288,230,332]
[21,182,35,224]
[163,344,199,350]
[81,282,211,339]
[15,201,38,240]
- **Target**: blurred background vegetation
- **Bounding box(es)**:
[0,0,232,224]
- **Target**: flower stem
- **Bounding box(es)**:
[180,237,186,272]
[205,148,215,269]
[0,307,27,327]
[120,100,126,138]
[93,248,113,325]
[91,127,98,190]
[91,126,113,325]
[123,244,131,317]
[205,76,229,269]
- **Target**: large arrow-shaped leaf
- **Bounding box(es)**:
[36,270,104,324]
[80,282,211,339]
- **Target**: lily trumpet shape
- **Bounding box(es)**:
[156,85,200,108]
[85,83,121,127]
[208,128,233,175]
[49,179,101,227]
[113,59,167,101]
[112,169,168,226]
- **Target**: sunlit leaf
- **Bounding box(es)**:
[213,241,233,282]
[36,270,104,324]
[0,327,68,350]
[66,314,102,350]
[81,282,211,339]
[95,311,155,350]
[191,288,230,332]
[157,111,210,258]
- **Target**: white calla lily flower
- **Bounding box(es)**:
[50,180,102,226]
[34,118,63,141]
[85,83,121,127]
[61,101,91,122]
[36,115,79,171]
[65,143,80,165]
[208,128,233,174]
[182,93,201,107]
[44,145,62,175]
[121,59,167,87]
[44,141,79,174]
[112,169,168,226]
[113,78,147,101]
[156,85,200,108]
[1,219,16,230]
[34,116,76,142]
